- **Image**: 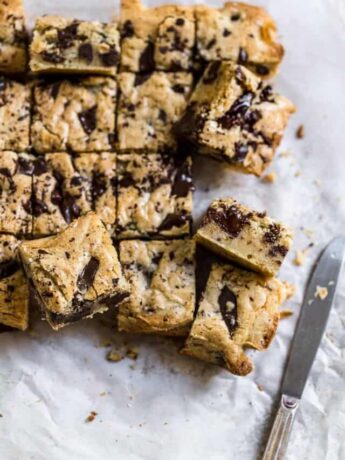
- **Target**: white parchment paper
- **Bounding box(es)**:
[1,1,345,459]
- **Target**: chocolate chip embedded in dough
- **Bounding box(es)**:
[218,286,238,336]
[77,257,99,292]
[78,43,93,63]
[78,105,97,135]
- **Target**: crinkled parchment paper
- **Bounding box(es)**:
[0,1,344,459]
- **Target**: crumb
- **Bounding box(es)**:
[106,350,124,362]
[313,178,322,187]
[279,150,291,158]
[262,171,277,183]
[86,411,98,423]
[126,347,139,360]
[280,309,293,319]
[99,391,107,397]
[129,364,136,370]
[99,338,112,348]
[315,286,328,300]
[302,228,314,239]
[164,422,168,425]
[0,414,3,418]
[293,249,309,266]
[296,125,304,139]
[284,282,296,299]
[294,170,301,177]
[328,280,335,286]
[257,383,264,391]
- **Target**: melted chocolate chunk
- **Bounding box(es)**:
[176,18,185,26]
[0,168,12,178]
[49,302,93,326]
[40,51,64,64]
[203,61,221,84]
[77,257,99,292]
[0,79,6,92]
[158,212,188,231]
[171,161,193,197]
[260,85,275,103]
[0,260,20,279]
[121,20,134,39]
[158,109,167,122]
[78,105,97,135]
[78,43,93,63]
[17,157,33,175]
[263,223,281,245]
[91,173,107,202]
[269,245,288,257]
[51,187,80,224]
[218,91,254,130]
[234,142,249,160]
[139,42,155,72]
[255,64,270,76]
[100,48,119,67]
[223,28,231,37]
[32,196,48,217]
[204,203,251,238]
[172,84,186,94]
[102,292,129,308]
[58,22,78,49]
[206,38,216,50]
[231,12,241,21]
[118,171,135,188]
[33,157,48,176]
[218,286,238,336]
[238,47,248,65]
[134,73,152,87]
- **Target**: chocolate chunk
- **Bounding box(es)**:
[40,51,64,64]
[263,223,281,244]
[204,203,251,238]
[100,48,119,67]
[203,61,221,84]
[218,286,237,336]
[58,22,78,49]
[255,64,270,76]
[32,196,48,217]
[234,142,249,160]
[121,20,134,39]
[103,292,129,307]
[134,73,152,87]
[158,109,167,122]
[231,12,241,21]
[118,171,135,188]
[260,85,274,103]
[0,79,6,92]
[91,173,107,202]
[17,157,34,175]
[217,92,254,130]
[0,168,12,178]
[49,302,93,326]
[139,42,155,72]
[50,82,61,99]
[0,260,20,279]
[171,161,193,197]
[33,157,48,176]
[158,212,188,231]
[176,18,185,26]
[78,43,93,63]
[238,48,248,65]
[172,84,185,94]
[223,28,231,37]
[77,257,99,292]
[269,245,288,257]
[78,105,97,135]
[206,38,216,50]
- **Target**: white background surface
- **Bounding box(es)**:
[1,0,345,459]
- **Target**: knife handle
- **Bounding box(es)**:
[262,394,300,460]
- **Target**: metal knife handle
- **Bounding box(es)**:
[262,395,300,460]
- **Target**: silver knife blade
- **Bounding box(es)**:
[282,236,345,399]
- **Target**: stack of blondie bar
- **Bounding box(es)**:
[0,0,295,375]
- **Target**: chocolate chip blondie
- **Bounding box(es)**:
[0,0,27,73]
[31,77,117,153]
[0,78,30,152]
[0,151,34,236]
[117,71,193,153]
[195,2,284,78]
[197,198,293,277]
[31,153,116,237]
[175,62,295,176]
[116,154,193,238]
[19,212,129,330]
[181,262,292,375]
[0,234,29,330]
[30,17,120,76]
[120,0,195,72]
[118,239,195,336]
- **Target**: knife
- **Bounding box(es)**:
[262,236,345,460]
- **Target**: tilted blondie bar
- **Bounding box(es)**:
[0,78,30,152]
[119,239,195,336]
[195,2,284,78]
[0,151,34,236]
[197,198,293,277]
[116,154,193,238]
[19,212,129,330]
[0,0,27,73]
[117,72,193,153]
[181,262,292,375]
[175,62,295,176]
[0,234,29,330]
[120,0,195,72]
[30,16,120,76]
[31,153,116,236]
[31,77,117,153]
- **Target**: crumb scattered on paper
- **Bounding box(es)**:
[293,249,309,266]
[262,172,277,183]
[284,282,296,299]
[99,391,107,397]
[86,411,98,423]
[106,350,123,362]
[280,309,293,319]
[279,150,292,158]
[126,348,139,360]
[256,383,264,391]
[296,125,305,139]
[315,286,328,300]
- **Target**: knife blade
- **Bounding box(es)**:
[263,236,345,460]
